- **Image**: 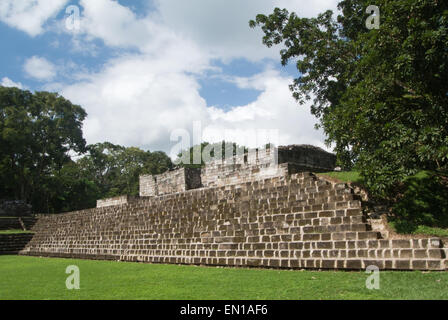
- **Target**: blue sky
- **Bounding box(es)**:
[0,0,338,156]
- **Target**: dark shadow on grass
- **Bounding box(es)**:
[390,174,448,234]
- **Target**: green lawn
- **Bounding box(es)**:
[317,171,363,184]
[388,222,448,238]
[0,256,447,300]
[0,230,33,235]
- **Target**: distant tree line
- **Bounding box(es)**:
[0,86,173,213]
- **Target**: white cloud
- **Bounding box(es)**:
[60,52,212,152]
[60,54,326,155]
[1,77,24,89]
[275,0,339,16]
[77,0,152,49]
[24,56,57,81]
[204,69,327,150]
[70,0,339,61]
[0,0,68,36]
[56,0,332,153]
[7,0,334,153]
[155,0,339,61]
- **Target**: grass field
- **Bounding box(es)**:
[0,230,34,235]
[317,171,363,184]
[0,256,447,300]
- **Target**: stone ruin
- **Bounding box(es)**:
[13,145,448,270]
[139,145,336,199]
[0,200,36,255]
[0,199,32,217]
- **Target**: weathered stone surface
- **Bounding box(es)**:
[140,145,336,197]
[140,168,201,197]
[277,145,336,172]
[97,195,137,208]
[3,146,442,271]
[19,170,447,271]
[0,234,34,255]
[139,174,157,197]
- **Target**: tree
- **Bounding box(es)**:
[77,142,173,199]
[176,141,248,168]
[0,87,174,213]
[0,86,87,211]
[250,0,448,197]
[115,147,173,196]
[48,161,100,213]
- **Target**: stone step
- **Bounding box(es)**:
[20,217,38,230]
[24,230,383,244]
[113,255,447,271]
[291,258,447,270]
[1,239,32,245]
[0,233,34,254]
[0,248,31,253]
[302,223,371,234]
[21,246,446,271]
[328,231,382,241]
[94,247,446,260]
[272,215,367,226]
[0,241,34,247]
[0,218,23,230]
[0,251,22,255]
[31,218,370,236]
[78,239,442,252]
[0,234,34,240]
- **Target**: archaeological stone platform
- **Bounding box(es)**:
[0,200,36,255]
[18,145,448,271]
[139,145,337,197]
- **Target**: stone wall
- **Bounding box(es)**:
[185,167,203,190]
[278,145,336,172]
[97,195,136,208]
[0,234,34,255]
[201,162,288,189]
[0,214,36,255]
[139,145,335,197]
[139,175,157,197]
[200,146,335,189]
[0,218,22,230]
[21,172,447,270]
[200,148,277,189]
[139,168,201,197]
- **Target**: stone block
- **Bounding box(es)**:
[346,260,362,269]
[395,260,411,270]
[392,240,411,248]
[412,260,427,270]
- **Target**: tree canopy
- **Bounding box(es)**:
[176,141,248,168]
[47,142,172,213]
[0,86,87,210]
[250,0,448,198]
[77,142,173,199]
[0,86,173,213]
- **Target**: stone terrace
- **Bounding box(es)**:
[21,172,448,270]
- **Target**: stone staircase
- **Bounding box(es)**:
[0,217,36,255]
[20,172,447,270]
[19,217,38,230]
[0,217,37,231]
[0,234,34,255]
[0,217,23,230]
